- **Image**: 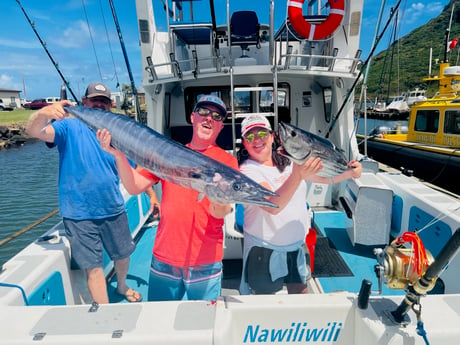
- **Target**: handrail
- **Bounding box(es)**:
[145,53,359,85]
[0,209,59,247]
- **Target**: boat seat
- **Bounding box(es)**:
[230,11,260,56]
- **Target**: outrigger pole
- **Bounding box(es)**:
[108,0,141,122]
[325,0,403,139]
[16,0,80,105]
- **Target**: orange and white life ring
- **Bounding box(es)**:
[288,0,345,40]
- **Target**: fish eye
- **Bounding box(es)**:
[189,172,202,179]
[290,130,297,137]
[232,182,242,191]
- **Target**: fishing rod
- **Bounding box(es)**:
[16,0,80,104]
[0,209,59,247]
[325,0,403,139]
[108,0,141,122]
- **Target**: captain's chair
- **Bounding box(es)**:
[230,11,260,57]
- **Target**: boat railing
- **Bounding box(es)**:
[278,52,361,74]
[145,54,225,83]
[145,50,361,84]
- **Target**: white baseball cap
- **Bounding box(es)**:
[241,114,272,136]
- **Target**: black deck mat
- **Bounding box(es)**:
[309,237,353,278]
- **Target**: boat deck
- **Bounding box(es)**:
[107,209,404,303]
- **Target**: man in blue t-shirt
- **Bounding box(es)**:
[26,82,142,304]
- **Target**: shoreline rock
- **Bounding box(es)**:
[0,125,37,150]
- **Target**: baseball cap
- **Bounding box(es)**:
[241,114,272,136]
[84,82,111,100]
[195,95,227,119]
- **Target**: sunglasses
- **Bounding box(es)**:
[243,129,270,143]
[194,107,225,122]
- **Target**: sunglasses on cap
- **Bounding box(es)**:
[194,107,225,122]
[243,129,270,143]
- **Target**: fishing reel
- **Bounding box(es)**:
[374,232,435,293]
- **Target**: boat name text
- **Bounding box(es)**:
[243,322,342,343]
[415,133,436,144]
[443,135,460,146]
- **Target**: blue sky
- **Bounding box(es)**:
[0,1,451,101]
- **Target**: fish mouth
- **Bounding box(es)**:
[241,195,279,208]
[276,146,289,156]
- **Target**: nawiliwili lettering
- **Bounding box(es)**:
[243,321,343,343]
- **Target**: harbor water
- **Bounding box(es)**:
[0,141,59,266]
[0,118,407,267]
[355,117,408,136]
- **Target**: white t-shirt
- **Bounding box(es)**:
[240,159,311,246]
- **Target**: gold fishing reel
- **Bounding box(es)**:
[376,232,434,291]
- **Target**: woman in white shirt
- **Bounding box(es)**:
[238,114,362,295]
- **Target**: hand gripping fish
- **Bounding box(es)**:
[277,122,349,178]
[64,106,278,208]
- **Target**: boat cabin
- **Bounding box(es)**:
[406,99,460,147]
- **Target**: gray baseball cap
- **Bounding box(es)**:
[84,82,111,100]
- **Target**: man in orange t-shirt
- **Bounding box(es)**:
[98,95,237,301]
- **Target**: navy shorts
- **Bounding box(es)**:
[245,246,303,294]
[63,212,135,270]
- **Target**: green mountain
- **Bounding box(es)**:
[363,0,460,100]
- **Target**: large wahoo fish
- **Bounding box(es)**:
[65,106,278,207]
[277,122,349,178]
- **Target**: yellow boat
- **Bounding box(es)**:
[358,62,460,194]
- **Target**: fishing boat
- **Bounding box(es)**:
[364,93,410,120]
[1,1,460,344]
[406,87,427,107]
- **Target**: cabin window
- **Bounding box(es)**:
[414,109,439,133]
[234,90,251,115]
[139,20,150,44]
[259,83,289,107]
[323,87,332,122]
[444,110,460,134]
[258,84,290,125]
[259,87,289,111]
[184,87,250,124]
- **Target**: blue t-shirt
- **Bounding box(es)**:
[51,118,125,219]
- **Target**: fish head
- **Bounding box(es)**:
[201,169,278,208]
[277,122,312,165]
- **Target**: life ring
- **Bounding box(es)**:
[288,0,345,40]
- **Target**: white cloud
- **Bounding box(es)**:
[0,73,22,91]
[0,38,40,49]
[52,20,92,49]
[403,2,445,25]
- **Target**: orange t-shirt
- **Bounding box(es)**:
[138,145,238,267]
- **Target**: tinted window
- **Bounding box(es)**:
[444,110,460,134]
[414,109,439,133]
